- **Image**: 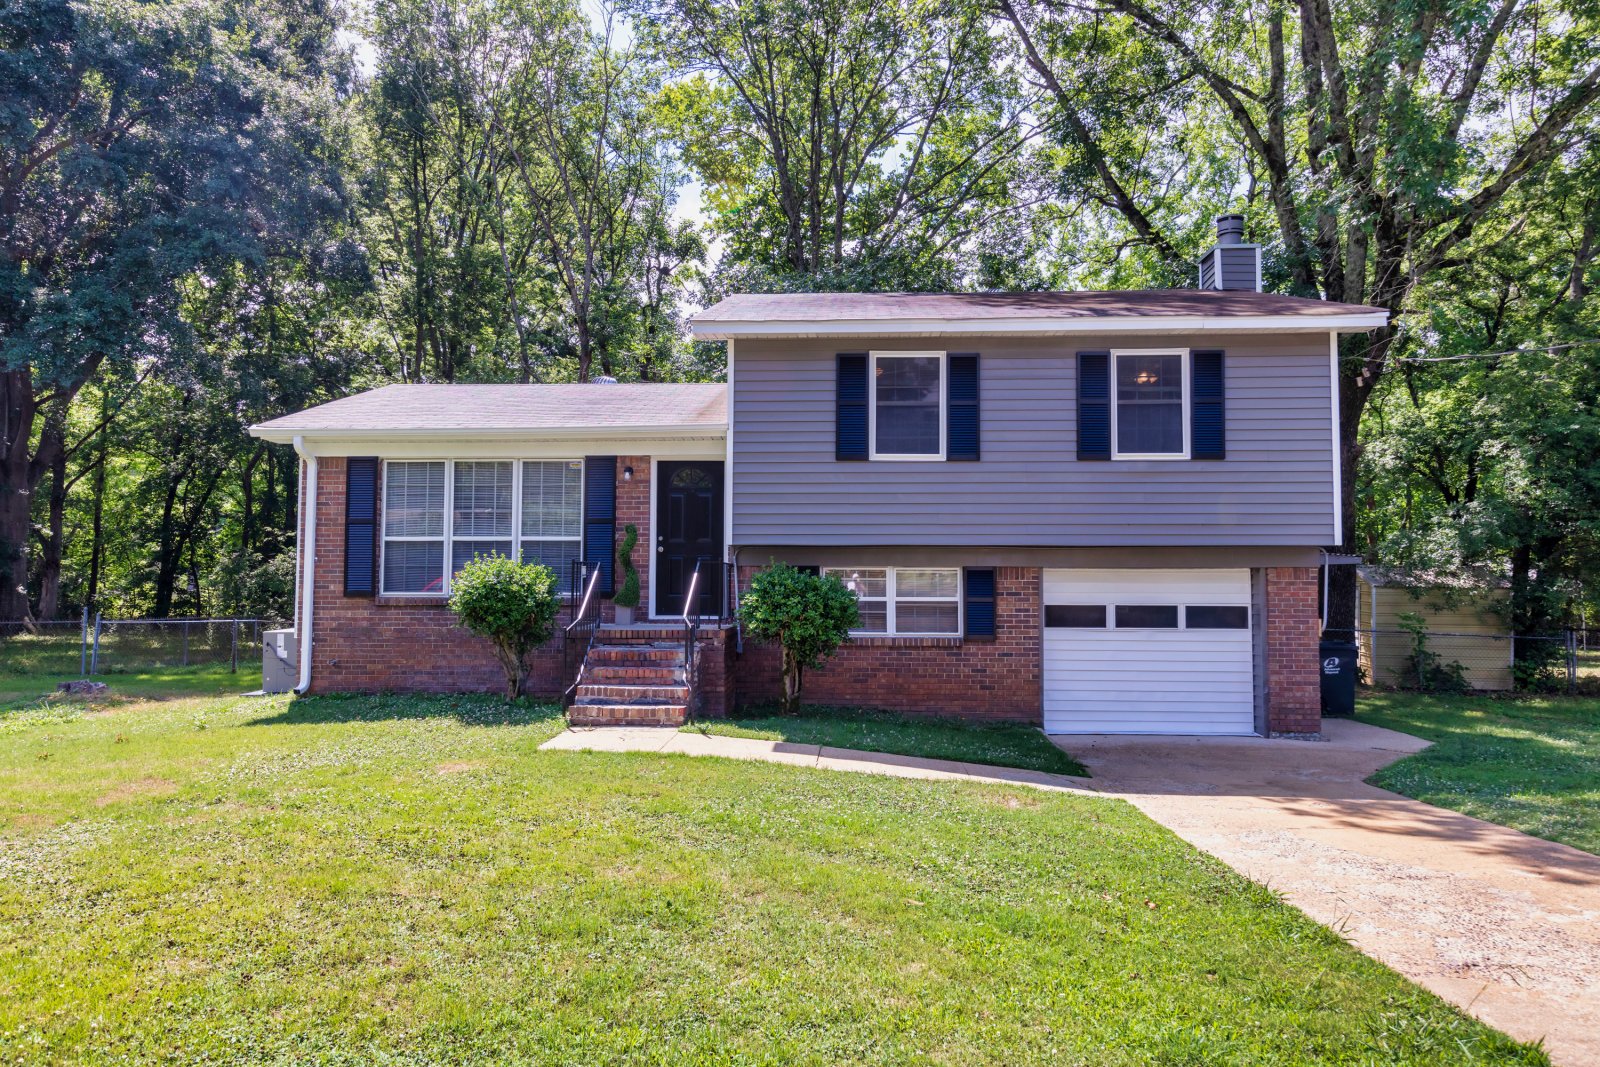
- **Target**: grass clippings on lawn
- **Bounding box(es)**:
[0,688,1547,1065]
[686,703,1088,776]
[1359,690,1600,856]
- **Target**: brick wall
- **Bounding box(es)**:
[731,566,1042,722]
[1264,566,1321,734]
[308,457,568,696]
[615,456,649,612]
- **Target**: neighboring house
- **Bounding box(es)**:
[1356,567,1513,691]
[250,216,1388,736]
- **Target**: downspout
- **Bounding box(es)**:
[293,436,318,694]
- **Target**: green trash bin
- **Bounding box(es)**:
[1319,639,1358,717]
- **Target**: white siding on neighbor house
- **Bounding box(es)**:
[1042,569,1256,735]
[731,332,1337,547]
[1357,581,1513,691]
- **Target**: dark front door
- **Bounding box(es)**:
[656,461,725,617]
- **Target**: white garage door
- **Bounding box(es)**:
[1043,568,1256,735]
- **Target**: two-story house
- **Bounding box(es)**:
[251,217,1387,736]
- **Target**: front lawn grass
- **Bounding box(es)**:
[1358,689,1600,856]
[0,689,1544,1065]
[687,703,1088,776]
[0,663,260,711]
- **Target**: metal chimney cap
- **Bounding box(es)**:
[1215,214,1246,245]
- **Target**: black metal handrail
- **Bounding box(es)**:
[681,560,704,722]
[562,562,603,707]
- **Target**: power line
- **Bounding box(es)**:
[1366,338,1600,364]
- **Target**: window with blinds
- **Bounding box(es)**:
[380,459,584,594]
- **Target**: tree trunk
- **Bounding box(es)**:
[780,645,802,714]
[35,436,67,619]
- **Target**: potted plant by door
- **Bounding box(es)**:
[613,524,641,625]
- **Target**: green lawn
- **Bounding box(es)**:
[686,704,1088,776]
[0,663,261,710]
[1358,690,1600,856]
[0,686,1543,1064]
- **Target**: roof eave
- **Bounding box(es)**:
[248,422,728,445]
[692,312,1389,340]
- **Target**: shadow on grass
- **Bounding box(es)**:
[245,691,564,729]
[690,702,1089,777]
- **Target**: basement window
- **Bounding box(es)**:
[824,566,961,636]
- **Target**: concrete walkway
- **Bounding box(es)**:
[540,720,1600,1065]
[1069,719,1600,1067]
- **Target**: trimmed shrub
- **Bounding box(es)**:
[449,555,561,700]
[739,563,858,713]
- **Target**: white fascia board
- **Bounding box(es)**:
[249,423,728,446]
[691,313,1390,341]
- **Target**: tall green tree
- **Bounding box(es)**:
[629,0,1038,290]
[0,0,349,618]
[999,0,1600,627]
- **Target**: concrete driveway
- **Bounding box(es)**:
[1060,719,1600,1066]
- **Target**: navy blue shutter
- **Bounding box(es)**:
[797,565,821,577]
[1191,350,1226,459]
[964,568,996,640]
[344,457,378,596]
[1077,351,1111,460]
[836,353,868,460]
[947,353,980,460]
[583,456,617,594]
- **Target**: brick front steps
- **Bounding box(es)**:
[570,626,692,727]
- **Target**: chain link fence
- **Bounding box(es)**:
[1324,627,1585,694]
[1,615,275,677]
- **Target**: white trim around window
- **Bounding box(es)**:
[824,565,962,636]
[868,350,946,460]
[1110,348,1191,460]
[379,458,584,596]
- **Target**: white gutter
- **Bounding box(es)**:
[249,423,726,445]
[691,312,1390,341]
[292,436,317,695]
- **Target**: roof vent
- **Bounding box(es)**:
[592,375,619,384]
[1198,214,1260,291]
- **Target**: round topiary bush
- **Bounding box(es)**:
[739,563,859,713]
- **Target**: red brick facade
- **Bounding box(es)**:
[732,566,1042,722]
[301,457,1321,734]
[307,457,563,696]
[615,456,650,612]
[1264,566,1322,734]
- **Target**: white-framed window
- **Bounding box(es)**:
[1111,349,1189,459]
[381,459,584,595]
[870,351,945,459]
[824,566,961,636]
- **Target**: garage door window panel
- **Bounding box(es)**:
[1186,605,1250,629]
[1115,604,1180,628]
[1046,605,1107,628]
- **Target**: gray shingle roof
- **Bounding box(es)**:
[250,383,727,440]
[692,289,1388,338]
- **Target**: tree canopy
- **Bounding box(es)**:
[1,0,1596,635]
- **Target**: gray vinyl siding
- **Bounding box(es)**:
[1199,256,1217,289]
[731,332,1336,547]
[1219,246,1258,291]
